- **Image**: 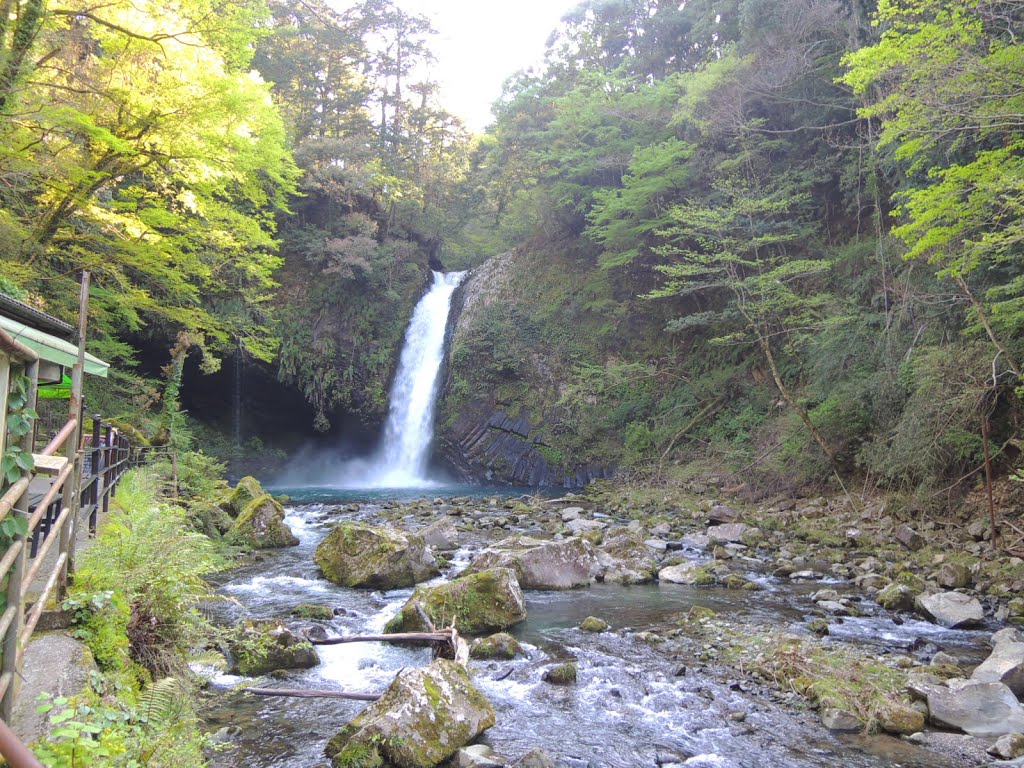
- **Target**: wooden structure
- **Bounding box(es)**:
[0,273,130,729]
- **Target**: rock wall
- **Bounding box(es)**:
[437,246,617,488]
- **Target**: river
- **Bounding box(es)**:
[200,496,991,768]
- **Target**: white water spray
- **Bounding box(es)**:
[364,270,466,487]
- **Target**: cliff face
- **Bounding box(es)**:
[436,240,670,487]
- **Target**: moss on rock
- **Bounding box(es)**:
[384,568,527,636]
[224,476,265,517]
[542,662,577,685]
[324,659,495,768]
[470,632,525,660]
[226,495,299,549]
[314,523,437,590]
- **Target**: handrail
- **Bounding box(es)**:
[0,717,44,768]
[39,418,77,457]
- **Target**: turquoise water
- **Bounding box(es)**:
[265,483,555,504]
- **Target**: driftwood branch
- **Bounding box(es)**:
[306,631,454,645]
[243,687,380,701]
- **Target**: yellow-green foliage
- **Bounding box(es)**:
[73,468,225,673]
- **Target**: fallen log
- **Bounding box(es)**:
[306,631,453,645]
[243,687,380,701]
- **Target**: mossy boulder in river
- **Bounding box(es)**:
[226,620,319,676]
[470,632,524,660]
[468,535,598,589]
[223,475,265,517]
[384,568,527,635]
[324,659,495,768]
[597,531,659,585]
[226,495,299,549]
[314,523,437,589]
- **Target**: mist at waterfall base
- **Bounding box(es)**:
[272,271,477,499]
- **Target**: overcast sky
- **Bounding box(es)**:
[396,0,580,131]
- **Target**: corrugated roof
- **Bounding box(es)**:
[0,293,75,340]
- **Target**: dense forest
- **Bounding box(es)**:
[2,0,1023,506]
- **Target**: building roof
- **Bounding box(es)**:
[0,293,108,377]
[0,293,75,340]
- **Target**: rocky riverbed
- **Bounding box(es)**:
[197,479,1024,768]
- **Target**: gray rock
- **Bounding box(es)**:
[821,708,861,732]
[988,734,1024,760]
[419,516,459,549]
[457,744,503,768]
[937,562,972,589]
[385,568,527,635]
[658,561,713,585]
[931,651,961,668]
[927,680,1024,737]
[644,538,669,551]
[895,523,924,551]
[973,635,1024,697]
[917,591,984,628]
[566,518,607,534]
[708,504,739,524]
[512,748,557,768]
[651,522,672,537]
[706,523,749,543]
[314,523,437,589]
[227,621,319,676]
[469,535,599,589]
[561,506,584,521]
[324,659,495,768]
[598,533,659,584]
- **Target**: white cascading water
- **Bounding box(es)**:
[365,270,466,487]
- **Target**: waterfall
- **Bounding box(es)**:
[366,270,466,487]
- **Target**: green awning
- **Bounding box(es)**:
[39,373,72,399]
[0,315,109,377]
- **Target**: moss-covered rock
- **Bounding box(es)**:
[187,502,233,538]
[722,574,761,591]
[224,476,265,517]
[580,616,609,632]
[468,536,598,589]
[324,659,495,768]
[226,620,319,676]
[314,523,437,590]
[597,533,658,585]
[226,495,299,549]
[384,568,527,636]
[877,702,926,735]
[542,663,577,685]
[470,632,524,660]
[292,603,335,621]
[876,583,916,612]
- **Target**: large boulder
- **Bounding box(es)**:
[927,680,1024,737]
[325,659,495,768]
[226,621,319,676]
[468,535,598,589]
[314,523,437,590]
[972,630,1024,696]
[223,475,265,517]
[597,532,658,585]
[385,568,527,635]
[188,502,233,538]
[916,591,984,628]
[419,516,459,549]
[658,561,715,586]
[706,523,750,544]
[226,495,298,549]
